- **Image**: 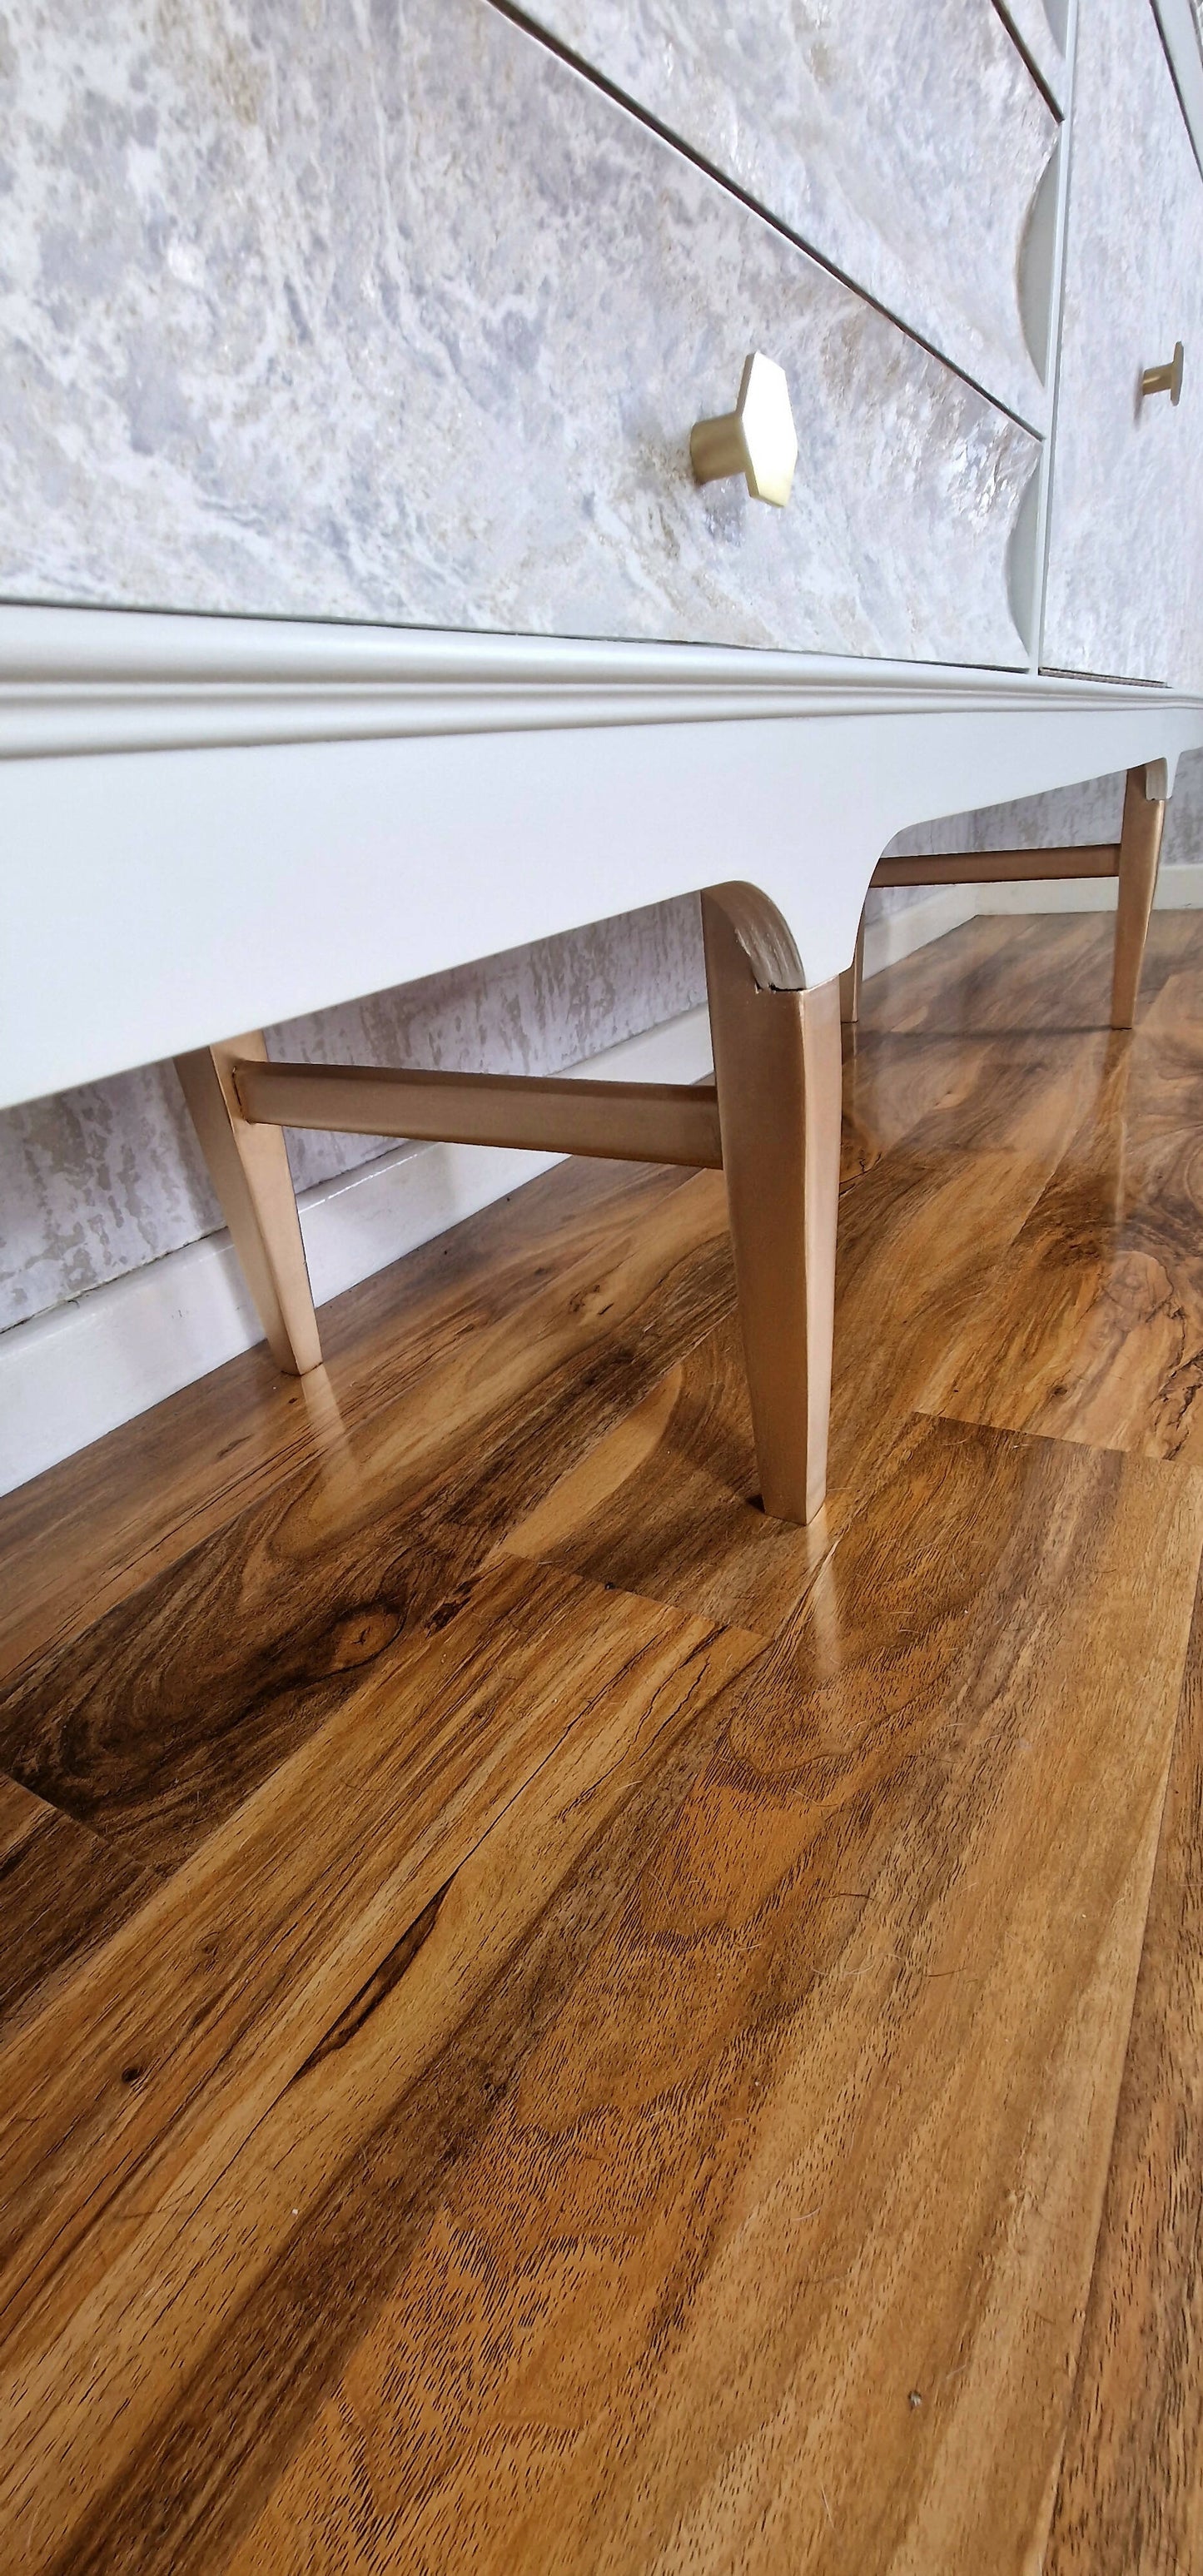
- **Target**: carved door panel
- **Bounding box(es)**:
[1042,0,1203,688]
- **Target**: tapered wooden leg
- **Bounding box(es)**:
[839,909,866,1028]
[1111,766,1166,1029]
[175,1032,321,1375]
[702,883,842,1525]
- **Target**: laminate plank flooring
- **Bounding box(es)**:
[0,1166,737,1868]
[502,1316,841,1636]
[0,1156,722,1684]
[0,1774,155,2041]
[1,1564,754,2574]
[1045,1562,1203,2572]
[917,1026,1203,1462]
[496,1036,1107,1624]
[858,912,1203,1040]
[222,1417,1203,2576]
[5,914,1203,2574]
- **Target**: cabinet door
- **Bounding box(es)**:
[0,0,1037,669]
[521,0,1058,425]
[1042,0,1203,687]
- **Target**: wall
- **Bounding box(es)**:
[870,745,1203,921]
[922,752,1203,859]
[0,893,705,1335]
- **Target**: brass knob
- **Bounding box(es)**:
[690,352,798,507]
[1141,341,1185,404]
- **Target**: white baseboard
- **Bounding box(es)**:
[862,885,979,975]
[973,861,1203,913]
[0,1005,713,1497]
[6,863,1202,1497]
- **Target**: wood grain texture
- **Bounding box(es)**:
[0,1166,735,1868]
[918,1024,1203,1461]
[498,1171,1028,1628]
[858,913,1203,1040]
[838,1025,1107,1188]
[0,1774,154,2041]
[1046,1561,1203,2572]
[3,917,1167,1688]
[502,1026,1112,1633]
[219,1415,1203,2576]
[1137,953,1203,1033]
[6,913,1203,2576]
[503,1317,843,1637]
[0,1156,708,1683]
[2,1564,755,2576]
[233,1053,724,1168]
[0,1557,753,2379]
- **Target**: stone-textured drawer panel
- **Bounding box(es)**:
[994,0,1067,108]
[1042,0,1203,689]
[0,0,1036,667]
[523,0,1058,424]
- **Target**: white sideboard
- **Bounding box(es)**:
[1,0,1202,1505]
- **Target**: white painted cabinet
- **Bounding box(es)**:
[1043,0,1203,686]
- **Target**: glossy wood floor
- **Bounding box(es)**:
[4,913,1203,2573]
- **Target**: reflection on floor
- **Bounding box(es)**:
[2,912,1203,2574]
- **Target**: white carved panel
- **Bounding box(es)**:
[0,0,1036,667]
[1042,0,1203,687]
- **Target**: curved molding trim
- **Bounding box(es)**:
[0,602,1194,764]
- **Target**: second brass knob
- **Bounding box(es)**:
[691,352,798,507]
[1141,341,1185,405]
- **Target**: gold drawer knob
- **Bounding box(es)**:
[1141,341,1185,404]
[690,352,798,507]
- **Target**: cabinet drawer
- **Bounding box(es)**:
[0,0,1037,669]
[1042,0,1203,688]
[994,0,1068,108]
[521,0,1059,425]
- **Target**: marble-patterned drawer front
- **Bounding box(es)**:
[995,0,1068,107]
[0,0,1036,666]
[1043,0,1203,689]
[520,0,1058,425]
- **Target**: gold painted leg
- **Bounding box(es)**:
[839,909,866,1028]
[175,1032,321,1375]
[702,883,842,1525]
[1111,767,1166,1030]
